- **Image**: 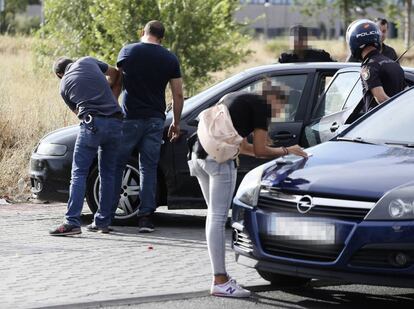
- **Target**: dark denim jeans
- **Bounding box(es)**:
[113,118,164,217]
[65,117,122,227]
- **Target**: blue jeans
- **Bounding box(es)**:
[65,117,122,227]
[113,118,164,217]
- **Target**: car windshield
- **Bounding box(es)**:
[180,71,249,116]
[342,88,414,145]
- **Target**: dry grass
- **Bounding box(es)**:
[1,35,413,198]
[0,35,75,198]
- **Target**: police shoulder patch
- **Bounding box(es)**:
[361,67,370,81]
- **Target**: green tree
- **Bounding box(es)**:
[35,0,250,94]
[0,0,40,34]
[294,0,385,38]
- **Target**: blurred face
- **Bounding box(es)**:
[290,35,307,51]
[265,93,288,122]
[377,22,388,43]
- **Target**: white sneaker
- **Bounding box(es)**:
[210,278,251,298]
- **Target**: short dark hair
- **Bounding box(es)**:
[144,20,165,39]
[375,18,388,26]
[53,57,73,75]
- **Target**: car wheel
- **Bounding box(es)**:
[86,158,141,221]
[257,270,310,287]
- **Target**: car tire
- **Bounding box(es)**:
[257,270,310,287]
[86,157,141,223]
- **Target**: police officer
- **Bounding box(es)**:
[346,19,406,113]
[346,18,398,62]
[279,25,335,63]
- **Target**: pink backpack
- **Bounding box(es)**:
[197,104,243,163]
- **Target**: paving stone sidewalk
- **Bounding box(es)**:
[0,203,266,308]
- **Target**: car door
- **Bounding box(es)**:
[303,70,361,147]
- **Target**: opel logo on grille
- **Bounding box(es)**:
[297,195,314,214]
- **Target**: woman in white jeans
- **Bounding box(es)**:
[188,91,308,298]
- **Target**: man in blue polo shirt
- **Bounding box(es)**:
[49,56,123,236]
[114,20,184,233]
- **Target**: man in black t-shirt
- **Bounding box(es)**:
[113,20,184,233]
[279,25,335,63]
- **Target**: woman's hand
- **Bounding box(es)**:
[286,145,308,158]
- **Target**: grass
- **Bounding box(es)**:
[0,35,74,198]
[1,35,413,199]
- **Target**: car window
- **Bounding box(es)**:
[315,74,334,104]
[239,74,307,122]
[313,72,359,119]
[180,71,248,116]
[343,79,363,110]
[344,89,414,144]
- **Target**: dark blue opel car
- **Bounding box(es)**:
[232,87,414,288]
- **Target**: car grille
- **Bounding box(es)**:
[233,230,253,253]
[258,191,373,222]
[349,248,414,269]
[260,235,344,262]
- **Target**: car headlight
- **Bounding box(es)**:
[366,182,414,220]
[36,143,67,156]
[235,161,274,207]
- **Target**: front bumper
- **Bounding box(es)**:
[232,201,414,288]
[29,152,73,202]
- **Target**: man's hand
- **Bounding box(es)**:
[168,122,180,142]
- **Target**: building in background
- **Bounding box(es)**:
[17,0,399,40]
[235,0,397,40]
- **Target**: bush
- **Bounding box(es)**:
[34,0,251,95]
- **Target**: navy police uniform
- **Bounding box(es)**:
[361,49,405,112]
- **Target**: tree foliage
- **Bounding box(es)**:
[293,0,385,35]
[0,0,40,34]
[35,0,250,94]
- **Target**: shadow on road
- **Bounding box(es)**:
[244,283,414,308]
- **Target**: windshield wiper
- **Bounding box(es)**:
[384,142,414,148]
[337,136,377,145]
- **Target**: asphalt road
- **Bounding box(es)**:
[65,281,414,309]
[2,203,414,309]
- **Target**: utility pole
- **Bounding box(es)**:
[264,0,270,41]
[0,0,5,34]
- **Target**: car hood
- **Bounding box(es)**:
[262,141,414,201]
[39,125,79,150]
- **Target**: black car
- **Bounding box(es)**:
[29,62,414,222]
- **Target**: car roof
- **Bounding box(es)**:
[242,62,359,76]
[335,64,414,74]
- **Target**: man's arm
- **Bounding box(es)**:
[370,86,389,104]
[104,65,122,99]
[168,77,184,142]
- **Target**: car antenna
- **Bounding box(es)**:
[396,42,414,62]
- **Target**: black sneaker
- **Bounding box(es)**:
[86,223,112,234]
[49,223,81,236]
[138,216,155,233]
